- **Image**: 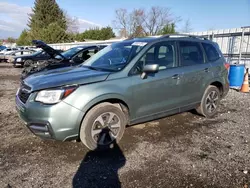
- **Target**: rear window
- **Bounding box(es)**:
[202,43,220,62]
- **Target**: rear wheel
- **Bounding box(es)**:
[80,102,127,150]
[196,85,220,118]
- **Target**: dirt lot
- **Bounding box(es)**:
[0,63,250,188]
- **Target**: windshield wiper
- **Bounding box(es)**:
[81,65,117,72]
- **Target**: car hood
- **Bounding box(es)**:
[24,66,111,91]
[32,40,65,59]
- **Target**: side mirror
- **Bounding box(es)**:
[143,64,159,73]
[141,64,159,79]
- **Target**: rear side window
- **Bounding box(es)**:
[202,43,220,62]
[179,41,204,66]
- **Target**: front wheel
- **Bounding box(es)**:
[196,85,220,118]
[23,60,34,68]
[80,102,127,150]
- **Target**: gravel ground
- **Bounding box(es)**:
[0,63,250,188]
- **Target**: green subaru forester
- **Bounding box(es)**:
[16,34,229,150]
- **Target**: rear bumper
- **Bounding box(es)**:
[222,82,230,98]
[16,94,84,141]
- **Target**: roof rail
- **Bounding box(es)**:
[160,34,208,40]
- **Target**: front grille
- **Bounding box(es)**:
[21,82,32,90]
[18,83,31,104]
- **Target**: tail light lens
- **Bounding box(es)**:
[224,63,230,71]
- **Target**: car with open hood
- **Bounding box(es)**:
[6,49,36,64]
[20,40,107,80]
[13,47,63,68]
[16,34,229,150]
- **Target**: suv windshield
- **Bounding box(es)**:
[82,40,149,71]
[55,47,84,59]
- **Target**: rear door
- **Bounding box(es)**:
[177,40,213,109]
[202,42,225,77]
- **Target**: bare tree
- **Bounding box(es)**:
[112,9,129,37]
[182,19,192,33]
[129,9,145,37]
[113,6,180,37]
[142,7,176,35]
[64,11,79,33]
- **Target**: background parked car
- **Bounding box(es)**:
[6,50,36,64]
[13,49,63,68]
[0,47,18,62]
[21,40,107,79]
[0,45,6,51]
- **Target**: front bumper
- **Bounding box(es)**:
[16,94,84,141]
[13,60,24,66]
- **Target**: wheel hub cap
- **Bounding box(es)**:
[91,112,121,145]
[205,91,219,113]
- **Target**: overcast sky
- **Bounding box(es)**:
[0,0,249,39]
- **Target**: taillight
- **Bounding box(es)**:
[224,63,230,70]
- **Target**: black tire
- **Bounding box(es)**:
[13,63,17,68]
[80,102,127,150]
[23,60,34,68]
[196,85,221,118]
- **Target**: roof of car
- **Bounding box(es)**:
[71,45,107,49]
[124,37,157,43]
[125,34,211,44]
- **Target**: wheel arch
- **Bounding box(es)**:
[209,81,224,96]
[76,95,131,140]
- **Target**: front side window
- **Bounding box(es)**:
[73,48,97,62]
[134,41,176,73]
[179,41,204,66]
[202,43,220,62]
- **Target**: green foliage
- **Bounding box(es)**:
[39,23,72,43]
[28,0,68,43]
[7,37,16,43]
[16,30,31,46]
[17,0,116,45]
[158,23,176,35]
[76,27,115,41]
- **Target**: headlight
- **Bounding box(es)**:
[16,58,22,62]
[35,87,77,104]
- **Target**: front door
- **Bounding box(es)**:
[129,41,184,120]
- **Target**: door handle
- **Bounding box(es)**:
[204,68,210,72]
[172,74,180,79]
